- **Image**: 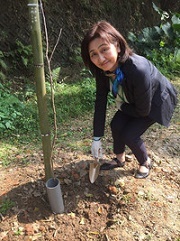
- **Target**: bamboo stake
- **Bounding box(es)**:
[28,0,53,180]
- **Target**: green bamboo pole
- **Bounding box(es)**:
[28,0,53,180]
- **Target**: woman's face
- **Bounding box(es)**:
[89,37,120,72]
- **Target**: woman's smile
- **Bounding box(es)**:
[101,60,109,67]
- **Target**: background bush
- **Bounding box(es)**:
[128,5,180,77]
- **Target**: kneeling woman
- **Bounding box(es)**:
[81,20,178,178]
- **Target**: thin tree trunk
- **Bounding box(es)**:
[28,0,53,180]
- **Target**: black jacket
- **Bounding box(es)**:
[93,54,178,137]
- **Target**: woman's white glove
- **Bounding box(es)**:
[91,138,103,158]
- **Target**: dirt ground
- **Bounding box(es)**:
[0,120,180,241]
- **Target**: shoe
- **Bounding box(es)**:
[100,158,125,170]
[135,159,153,179]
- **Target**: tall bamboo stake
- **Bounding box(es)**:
[28,0,53,180]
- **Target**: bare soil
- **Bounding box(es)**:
[0,111,180,241]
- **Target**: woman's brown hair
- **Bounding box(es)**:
[81,20,133,74]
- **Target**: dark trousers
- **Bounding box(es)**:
[110,110,155,165]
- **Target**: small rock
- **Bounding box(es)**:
[137,190,145,197]
[115,179,125,187]
[64,178,72,185]
[108,185,118,194]
[25,224,34,235]
[123,188,131,194]
[39,225,46,232]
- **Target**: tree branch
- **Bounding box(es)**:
[39,0,62,169]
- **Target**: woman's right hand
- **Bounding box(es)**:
[91,139,103,158]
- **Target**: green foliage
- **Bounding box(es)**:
[128,4,180,77]
[11,40,33,71]
[0,84,24,131]
[0,64,114,140]
[0,144,14,166]
[0,40,33,78]
[0,67,96,139]
[0,198,15,215]
[69,47,83,65]
[0,83,38,136]
[54,72,96,123]
[46,66,61,88]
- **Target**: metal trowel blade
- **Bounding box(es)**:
[89,159,100,183]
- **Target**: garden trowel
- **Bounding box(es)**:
[89,158,100,183]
